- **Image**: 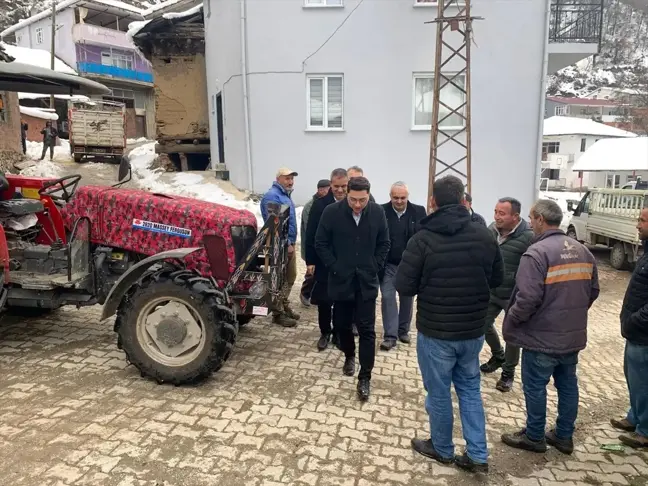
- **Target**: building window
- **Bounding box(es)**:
[307,75,343,130]
[36,27,43,44]
[606,174,621,189]
[412,73,466,130]
[101,52,134,71]
[580,138,586,152]
[304,0,343,6]
[542,142,560,156]
[555,105,569,116]
[0,94,6,122]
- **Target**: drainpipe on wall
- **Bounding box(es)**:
[534,0,551,199]
[240,0,254,191]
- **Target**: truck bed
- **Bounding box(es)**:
[70,109,125,148]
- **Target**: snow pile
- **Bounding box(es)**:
[127,20,151,38]
[1,43,76,74]
[163,3,202,19]
[18,93,90,102]
[127,137,150,144]
[19,106,58,121]
[25,139,72,163]
[141,0,183,17]
[543,116,638,138]
[129,143,267,228]
[573,137,648,172]
[20,160,62,178]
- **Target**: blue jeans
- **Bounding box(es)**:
[625,341,648,437]
[417,333,487,463]
[521,350,579,441]
[380,263,414,341]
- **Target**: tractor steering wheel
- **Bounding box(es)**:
[38,175,82,206]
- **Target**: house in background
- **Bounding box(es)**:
[19,106,59,142]
[572,137,648,189]
[205,0,605,216]
[542,116,636,190]
[545,96,626,122]
[0,0,155,139]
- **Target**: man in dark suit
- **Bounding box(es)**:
[315,176,390,401]
[380,181,427,350]
[305,168,349,351]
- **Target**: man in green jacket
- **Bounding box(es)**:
[480,197,534,392]
[299,179,330,305]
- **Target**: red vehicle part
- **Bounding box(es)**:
[60,185,257,279]
[2,174,67,245]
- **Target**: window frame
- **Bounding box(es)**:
[555,105,569,116]
[303,0,344,8]
[411,72,467,131]
[35,27,43,44]
[542,141,561,155]
[306,74,345,132]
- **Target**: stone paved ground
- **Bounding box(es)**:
[0,250,646,486]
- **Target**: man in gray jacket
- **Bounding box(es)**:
[501,199,599,455]
[480,197,534,393]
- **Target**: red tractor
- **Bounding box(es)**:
[0,159,289,385]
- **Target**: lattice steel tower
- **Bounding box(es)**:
[426,1,482,209]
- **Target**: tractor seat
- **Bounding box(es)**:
[0,199,45,216]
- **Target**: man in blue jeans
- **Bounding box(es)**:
[395,175,503,473]
[612,207,648,449]
[501,199,599,455]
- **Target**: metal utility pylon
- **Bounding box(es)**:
[425,2,481,211]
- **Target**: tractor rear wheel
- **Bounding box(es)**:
[114,267,238,385]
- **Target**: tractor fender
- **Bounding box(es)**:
[101,248,201,321]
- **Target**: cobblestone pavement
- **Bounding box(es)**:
[0,250,646,486]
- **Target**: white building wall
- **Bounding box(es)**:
[206,0,550,221]
[588,171,648,189]
[14,9,77,68]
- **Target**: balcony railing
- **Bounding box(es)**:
[77,62,153,83]
[549,0,604,45]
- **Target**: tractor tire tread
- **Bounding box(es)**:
[114,266,238,386]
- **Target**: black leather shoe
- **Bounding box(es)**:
[501,429,547,453]
[545,429,574,455]
[454,452,488,473]
[343,357,355,376]
[410,438,454,464]
[480,355,505,373]
[357,378,370,401]
[496,376,514,392]
[380,339,396,351]
[317,334,331,351]
[399,334,411,344]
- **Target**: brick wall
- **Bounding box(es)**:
[0,91,22,153]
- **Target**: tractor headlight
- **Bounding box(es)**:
[249,281,267,300]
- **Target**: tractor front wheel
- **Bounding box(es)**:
[115,268,238,385]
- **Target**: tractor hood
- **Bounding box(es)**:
[61,185,258,275]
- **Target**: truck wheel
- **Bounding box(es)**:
[114,268,238,385]
[610,242,629,271]
[74,154,85,164]
[567,226,578,240]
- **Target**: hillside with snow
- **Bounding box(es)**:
[547,0,648,98]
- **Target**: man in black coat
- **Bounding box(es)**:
[379,181,427,350]
[305,168,349,351]
[315,176,390,401]
[395,175,503,473]
[464,192,486,226]
[611,208,648,449]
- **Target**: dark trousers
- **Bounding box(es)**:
[625,341,648,437]
[317,302,336,336]
[334,293,377,381]
[21,137,26,154]
[522,350,579,441]
[301,273,314,300]
[484,298,520,378]
[40,142,54,160]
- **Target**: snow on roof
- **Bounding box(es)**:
[572,138,648,172]
[20,106,59,121]
[546,96,622,106]
[0,0,143,37]
[543,116,638,138]
[127,20,152,38]
[163,3,202,19]
[18,92,90,102]
[1,43,76,74]
[141,0,183,17]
